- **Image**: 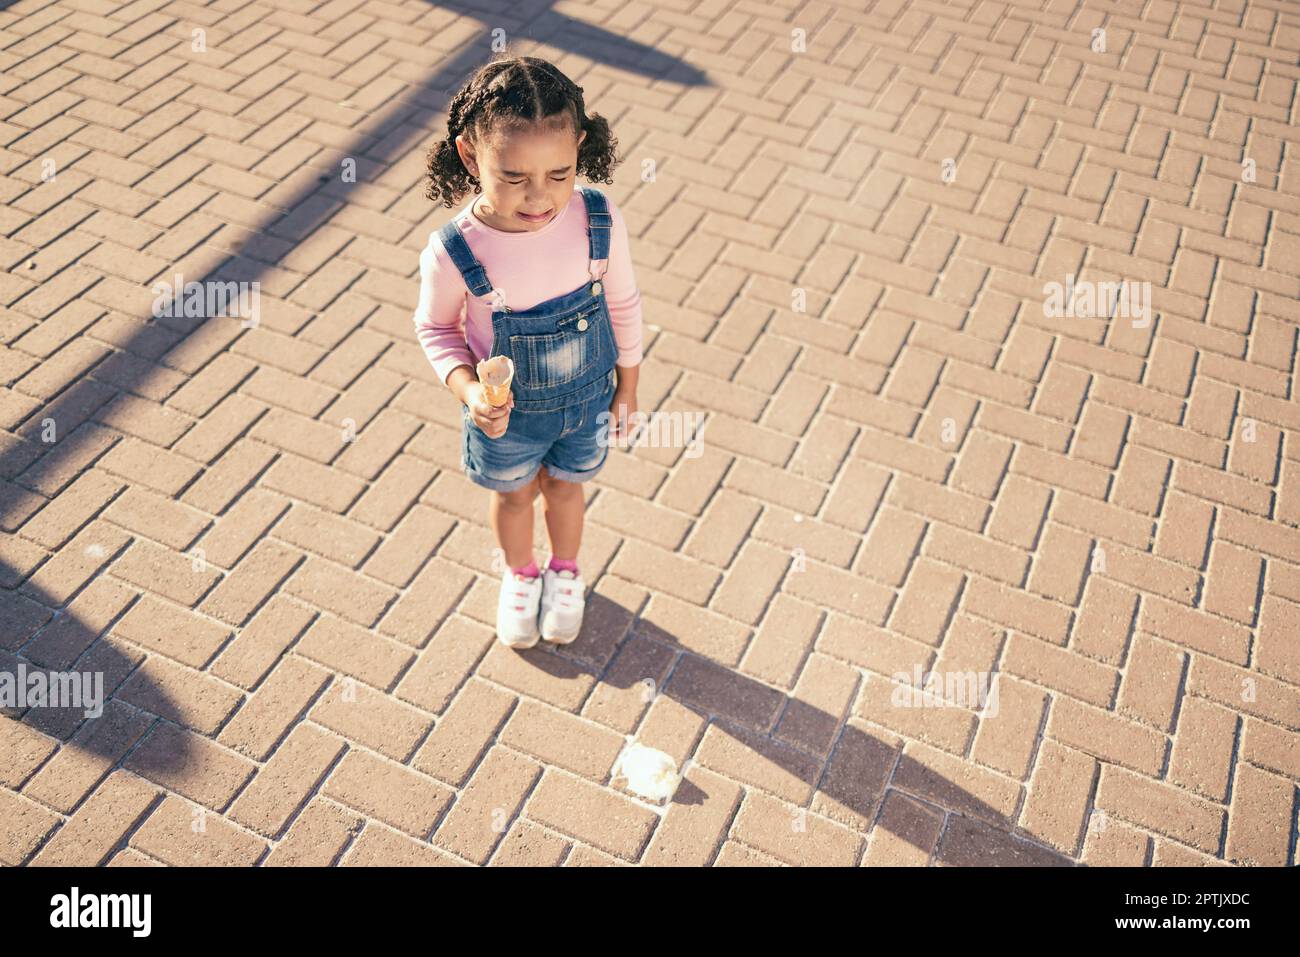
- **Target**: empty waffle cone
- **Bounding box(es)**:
[476,355,514,407]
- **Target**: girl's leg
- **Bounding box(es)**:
[537,469,584,561]
[490,474,540,568]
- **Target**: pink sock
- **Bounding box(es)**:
[548,556,578,574]
[511,558,539,579]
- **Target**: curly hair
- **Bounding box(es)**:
[424,56,620,209]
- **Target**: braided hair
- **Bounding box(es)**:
[424,56,620,209]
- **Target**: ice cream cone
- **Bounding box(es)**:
[476,355,514,407]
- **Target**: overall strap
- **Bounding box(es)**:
[435,218,495,297]
[580,186,612,278]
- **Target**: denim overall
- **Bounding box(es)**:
[437,186,619,493]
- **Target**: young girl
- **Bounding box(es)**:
[414,56,643,650]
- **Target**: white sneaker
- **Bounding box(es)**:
[540,567,586,644]
[496,567,543,648]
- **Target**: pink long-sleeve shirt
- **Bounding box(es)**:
[413,186,644,388]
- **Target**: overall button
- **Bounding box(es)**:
[590,281,602,295]
[576,318,589,331]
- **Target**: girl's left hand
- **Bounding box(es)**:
[607,386,639,440]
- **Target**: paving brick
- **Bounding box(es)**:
[264,798,361,866]
[732,789,863,866]
[376,557,475,647]
[1188,655,1300,731]
[774,652,858,756]
[341,824,465,866]
[0,787,62,865]
[1116,633,1186,731]
[1046,696,1167,776]
[111,595,231,668]
[1082,815,1151,866]
[1257,594,1300,684]
[965,579,1072,645]
[563,842,633,866]
[1069,577,1138,664]
[665,654,785,732]
[855,672,977,757]
[283,556,397,628]
[500,699,626,781]
[412,678,516,786]
[193,488,290,571]
[893,740,1021,825]
[1095,764,1224,855]
[130,795,266,866]
[32,770,159,866]
[1138,595,1252,664]
[936,815,1073,866]
[1169,696,1238,803]
[567,608,663,716]
[309,678,431,763]
[638,591,750,665]
[124,721,257,811]
[323,747,454,840]
[889,557,966,643]
[294,614,413,691]
[709,540,788,626]
[490,817,571,866]
[788,555,896,622]
[1201,540,1263,631]
[855,505,926,585]
[210,596,315,690]
[640,763,741,866]
[753,504,860,568]
[1019,740,1096,855]
[17,693,144,803]
[525,769,659,862]
[1026,522,1093,604]
[1240,717,1300,780]
[609,540,720,606]
[1003,632,1118,706]
[1154,488,1211,564]
[21,520,130,606]
[739,594,822,690]
[0,719,58,789]
[229,723,347,838]
[596,488,696,554]
[972,675,1048,779]
[218,656,332,760]
[938,611,1004,675]
[1225,762,1294,865]
[861,790,944,866]
[474,640,595,714]
[115,654,244,735]
[694,719,822,805]
[200,539,303,626]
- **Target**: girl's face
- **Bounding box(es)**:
[456,119,587,232]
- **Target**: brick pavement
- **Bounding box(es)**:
[2,0,1299,867]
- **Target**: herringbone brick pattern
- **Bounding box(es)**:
[2,0,1298,866]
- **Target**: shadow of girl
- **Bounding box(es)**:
[496,589,1075,866]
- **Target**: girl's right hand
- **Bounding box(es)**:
[465,382,513,439]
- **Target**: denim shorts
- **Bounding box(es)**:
[461,368,617,493]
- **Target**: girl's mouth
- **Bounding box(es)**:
[517,208,554,223]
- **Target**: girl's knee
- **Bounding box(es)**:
[496,473,540,506]
[538,469,582,497]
